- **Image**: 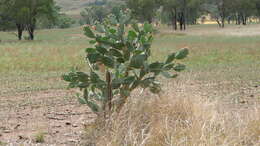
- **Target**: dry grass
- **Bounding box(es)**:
[82,93,259,146]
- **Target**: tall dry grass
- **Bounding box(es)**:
[82,93,259,146]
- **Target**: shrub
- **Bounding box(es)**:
[56,14,75,29]
[34,132,46,143]
[63,11,188,118]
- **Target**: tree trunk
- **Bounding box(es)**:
[179,12,184,31]
[235,14,238,25]
[242,14,247,25]
[27,19,36,40]
[147,15,153,24]
[218,0,225,28]
[171,9,177,30]
[216,18,221,27]
[183,0,186,30]
[194,19,197,25]
[27,24,35,40]
[220,8,225,28]
[221,17,225,28]
[227,17,231,24]
[16,24,24,40]
[28,29,34,40]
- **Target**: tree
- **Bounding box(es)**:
[80,6,109,25]
[204,0,258,27]
[204,0,232,28]
[36,5,61,29]
[80,1,126,25]
[55,14,75,29]
[234,0,256,25]
[0,13,16,31]
[0,0,58,40]
[162,0,179,30]
[256,0,260,21]
[162,0,204,30]
[186,0,205,25]
[126,0,161,23]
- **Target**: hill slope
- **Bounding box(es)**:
[55,0,92,11]
[55,0,94,17]
[55,0,124,18]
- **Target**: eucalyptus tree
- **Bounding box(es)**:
[0,0,58,40]
[235,0,256,25]
[162,0,179,30]
[256,0,260,20]
[0,0,16,31]
[186,0,205,24]
[204,0,233,28]
[80,1,125,25]
[126,0,161,23]
[162,0,204,30]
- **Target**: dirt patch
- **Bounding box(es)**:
[0,90,95,145]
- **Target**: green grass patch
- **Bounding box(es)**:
[1,24,259,96]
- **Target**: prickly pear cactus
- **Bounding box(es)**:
[63,11,189,116]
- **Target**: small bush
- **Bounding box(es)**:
[63,11,188,118]
[56,14,75,29]
[34,132,46,143]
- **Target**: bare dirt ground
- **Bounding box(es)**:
[0,78,259,145]
[0,90,96,145]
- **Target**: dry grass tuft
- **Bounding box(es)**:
[82,94,259,146]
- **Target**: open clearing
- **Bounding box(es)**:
[0,24,259,145]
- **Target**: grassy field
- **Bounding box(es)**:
[0,24,259,145]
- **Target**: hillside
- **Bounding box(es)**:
[55,0,121,18]
[55,0,94,18]
[55,0,92,11]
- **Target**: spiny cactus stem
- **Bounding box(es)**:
[106,70,113,113]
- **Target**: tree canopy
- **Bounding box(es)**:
[1,0,260,38]
[0,0,60,40]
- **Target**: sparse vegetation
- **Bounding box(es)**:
[34,132,46,143]
[82,94,260,146]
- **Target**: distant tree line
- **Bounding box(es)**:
[1,0,260,40]
[205,0,260,28]
[79,0,126,25]
[80,0,260,30]
[0,0,75,40]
